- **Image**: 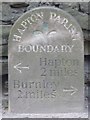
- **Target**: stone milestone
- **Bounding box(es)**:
[8,7,84,113]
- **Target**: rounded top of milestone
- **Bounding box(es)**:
[9,6,83,55]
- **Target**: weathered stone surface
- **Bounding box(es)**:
[0,45,8,56]
[27,2,90,39]
[2,63,8,75]
[83,30,90,41]
[1,2,89,30]
[72,12,88,30]
[0,58,8,75]
[54,3,89,30]
[2,3,13,25]
[27,2,40,10]
[79,3,89,14]
[27,2,89,30]
[2,3,28,25]
[2,98,8,109]
[9,7,84,114]
[84,41,90,55]
[29,2,89,41]
[0,57,7,63]
[10,2,29,8]
[1,25,12,45]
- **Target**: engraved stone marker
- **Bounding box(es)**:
[8,7,84,114]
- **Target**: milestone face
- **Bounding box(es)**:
[8,7,84,114]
